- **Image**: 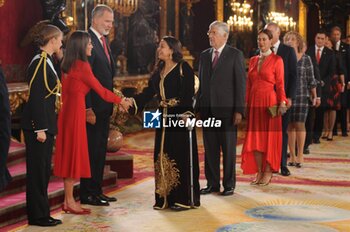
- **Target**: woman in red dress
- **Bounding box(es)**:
[54,31,131,214]
[241,29,288,185]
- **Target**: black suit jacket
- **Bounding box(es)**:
[337,41,350,82]
[21,53,58,135]
[306,46,336,95]
[86,29,116,115]
[198,45,246,119]
[309,54,322,98]
[0,67,12,191]
[276,43,297,99]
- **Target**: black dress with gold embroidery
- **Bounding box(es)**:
[134,61,200,209]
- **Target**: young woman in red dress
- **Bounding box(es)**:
[54,31,131,214]
[241,29,288,186]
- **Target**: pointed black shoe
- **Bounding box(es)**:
[200,186,220,195]
[28,218,59,227]
[170,205,190,211]
[220,188,234,196]
[81,195,109,206]
[281,166,291,176]
[99,194,117,202]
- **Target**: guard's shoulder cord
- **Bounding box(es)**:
[28,51,61,99]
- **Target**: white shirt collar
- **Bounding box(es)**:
[272,40,281,53]
[90,27,103,44]
[315,45,324,53]
[336,40,341,51]
[212,44,225,60]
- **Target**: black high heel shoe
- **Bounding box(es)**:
[288,162,296,167]
[295,163,302,168]
[327,135,333,141]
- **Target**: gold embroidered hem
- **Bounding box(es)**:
[154,152,180,202]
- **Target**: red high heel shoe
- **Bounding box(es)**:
[62,205,91,215]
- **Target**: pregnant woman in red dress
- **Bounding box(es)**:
[241,29,288,186]
[54,31,131,214]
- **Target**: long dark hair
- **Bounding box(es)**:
[155,36,183,74]
[61,31,90,73]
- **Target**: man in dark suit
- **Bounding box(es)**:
[304,52,322,154]
[306,31,336,144]
[331,26,350,137]
[80,4,117,206]
[198,21,246,196]
[265,23,297,176]
[0,66,12,191]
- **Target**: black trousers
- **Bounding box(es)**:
[280,110,290,169]
[202,117,237,190]
[24,130,54,222]
[80,113,110,199]
[313,107,324,141]
[305,106,316,148]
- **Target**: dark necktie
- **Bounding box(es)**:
[101,36,111,63]
[212,50,219,68]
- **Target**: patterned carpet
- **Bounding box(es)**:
[10,128,350,232]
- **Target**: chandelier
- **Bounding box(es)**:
[107,0,138,16]
[226,0,253,32]
[266,11,296,31]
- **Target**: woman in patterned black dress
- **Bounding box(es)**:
[322,38,344,140]
[284,32,317,168]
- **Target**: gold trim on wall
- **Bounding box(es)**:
[216,0,224,21]
[175,0,180,38]
[160,0,167,38]
[299,0,307,41]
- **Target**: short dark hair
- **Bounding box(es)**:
[331,26,342,34]
[258,29,273,40]
[61,31,90,73]
[316,29,327,36]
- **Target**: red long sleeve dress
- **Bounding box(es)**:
[54,60,121,178]
[241,53,287,174]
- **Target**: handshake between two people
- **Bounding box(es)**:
[86,97,134,125]
[119,97,134,113]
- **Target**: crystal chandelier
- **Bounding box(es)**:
[226,0,253,32]
[266,11,296,31]
[107,0,138,16]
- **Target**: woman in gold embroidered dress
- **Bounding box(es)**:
[132,36,200,211]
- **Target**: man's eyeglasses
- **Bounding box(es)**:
[207,31,218,36]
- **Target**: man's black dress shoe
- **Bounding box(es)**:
[313,138,320,144]
[49,217,62,225]
[281,166,291,176]
[342,133,348,137]
[170,205,190,211]
[81,195,109,206]
[200,186,220,195]
[220,188,234,196]
[99,194,117,202]
[303,148,310,154]
[28,218,59,227]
